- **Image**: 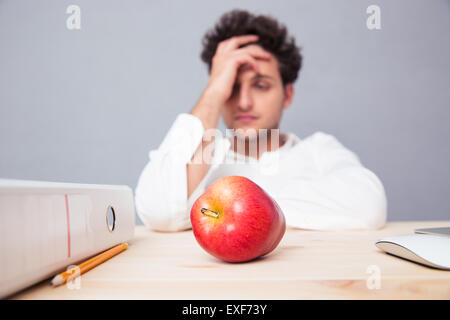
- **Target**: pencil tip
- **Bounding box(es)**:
[50,275,63,287]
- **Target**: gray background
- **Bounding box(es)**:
[1,0,449,224]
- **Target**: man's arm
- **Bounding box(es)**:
[187,34,271,198]
[135,35,270,231]
[134,113,204,231]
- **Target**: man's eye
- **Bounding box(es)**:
[255,83,269,90]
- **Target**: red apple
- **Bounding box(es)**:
[190,176,286,262]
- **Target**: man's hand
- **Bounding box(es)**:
[191,35,271,131]
[205,34,271,104]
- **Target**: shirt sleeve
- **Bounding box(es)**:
[134,113,205,231]
[273,132,387,230]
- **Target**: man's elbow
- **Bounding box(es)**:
[135,196,190,232]
[356,182,388,230]
[339,167,388,230]
[362,199,387,230]
[137,209,174,232]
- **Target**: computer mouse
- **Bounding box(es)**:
[375,234,450,270]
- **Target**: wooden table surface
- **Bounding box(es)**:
[11,221,450,299]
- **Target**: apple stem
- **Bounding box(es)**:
[201,208,220,219]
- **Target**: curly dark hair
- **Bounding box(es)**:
[200,9,302,86]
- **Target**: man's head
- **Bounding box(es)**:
[200,9,302,133]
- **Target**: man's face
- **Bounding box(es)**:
[221,45,294,134]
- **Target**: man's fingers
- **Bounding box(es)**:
[217,34,259,53]
[235,45,271,60]
[234,53,260,73]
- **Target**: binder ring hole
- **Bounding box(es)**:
[106,206,116,232]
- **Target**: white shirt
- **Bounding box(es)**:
[135,113,387,232]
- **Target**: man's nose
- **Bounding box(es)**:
[237,87,253,111]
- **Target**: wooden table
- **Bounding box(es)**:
[11,221,450,299]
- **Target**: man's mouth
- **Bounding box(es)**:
[235,114,258,123]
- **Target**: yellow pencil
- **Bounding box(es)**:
[50,243,128,286]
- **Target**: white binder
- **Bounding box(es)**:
[0,179,136,298]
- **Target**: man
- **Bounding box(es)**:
[135,9,387,231]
